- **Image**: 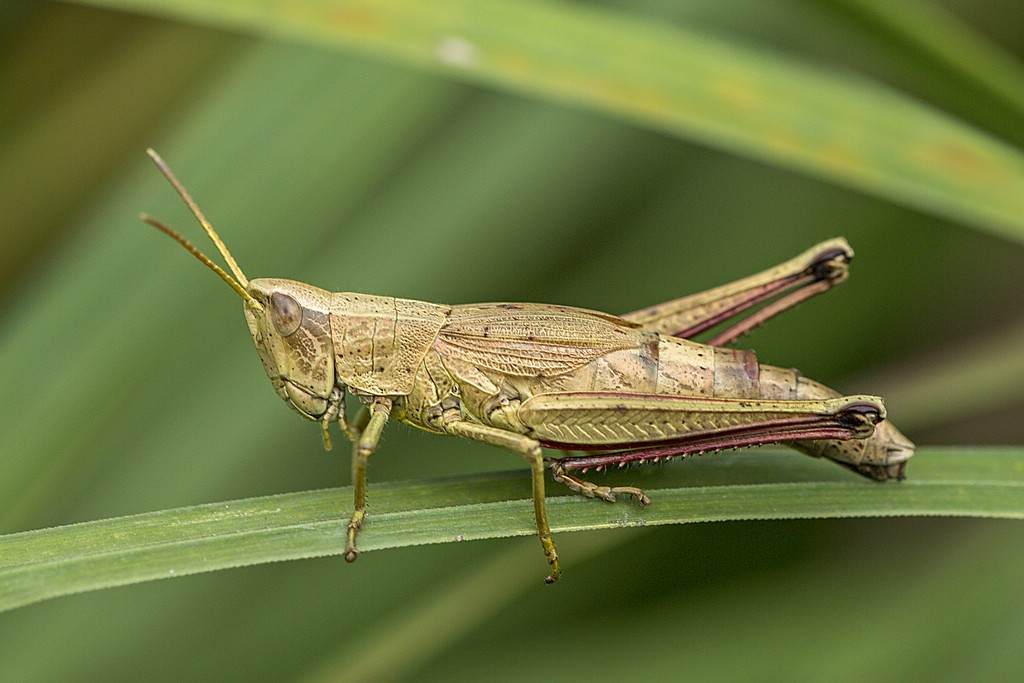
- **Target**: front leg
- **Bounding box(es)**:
[344,397,391,563]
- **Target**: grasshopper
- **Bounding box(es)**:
[142,149,914,582]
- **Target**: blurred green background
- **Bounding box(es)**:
[1,0,1023,681]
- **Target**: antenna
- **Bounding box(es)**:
[142,149,262,311]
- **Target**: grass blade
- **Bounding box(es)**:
[2,447,1020,613]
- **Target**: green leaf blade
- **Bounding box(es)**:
[2,447,1019,613]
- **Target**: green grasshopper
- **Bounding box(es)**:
[143,149,914,582]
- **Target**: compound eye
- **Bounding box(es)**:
[270,292,303,336]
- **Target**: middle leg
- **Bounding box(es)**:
[441,418,563,583]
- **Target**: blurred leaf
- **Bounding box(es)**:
[2,447,1020,613]
[0,3,240,290]
[70,0,1024,243]
[834,0,1024,117]
[861,318,1024,433]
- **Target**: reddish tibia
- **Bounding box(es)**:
[623,241,852,346]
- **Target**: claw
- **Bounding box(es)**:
[345,509,365,562]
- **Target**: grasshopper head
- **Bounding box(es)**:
[142,149,339,422]
[244,279,336,420]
